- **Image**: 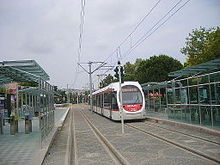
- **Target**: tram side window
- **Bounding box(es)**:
[100,94,103,108]
[112,93,118,110]
[97,95,100,107]
[92,96,96,106]
[104,93,111,109]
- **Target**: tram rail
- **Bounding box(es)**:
[125,122,220,164]
[143,121,220,145]
[42,104,219,165]
[80,110,130,165]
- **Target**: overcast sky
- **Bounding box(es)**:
[0,0,219,89]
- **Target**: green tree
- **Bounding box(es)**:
[99,74,114,88]
[124,62,135,74]
[181,27,220,66]
[135,55,183,84]
[123,58,143,81]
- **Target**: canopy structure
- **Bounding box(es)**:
[168,58,220,78]
[141,82,169,91]
[0,60,49,84]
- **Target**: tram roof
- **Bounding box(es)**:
[92,81,140,95]
[168,58,220,78]
[0,60,49,84]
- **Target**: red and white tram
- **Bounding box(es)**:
[92,81,146,121]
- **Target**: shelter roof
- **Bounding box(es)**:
[168,58,220,78]
[0,60,49,84]
[141,82,169,91]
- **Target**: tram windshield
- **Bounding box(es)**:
[121,85,143,104]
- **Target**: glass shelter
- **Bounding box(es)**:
[142,58,220,130]
[0,60,54,143]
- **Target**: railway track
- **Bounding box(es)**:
[43,105,220,165]
[125,122,220,164]
[143,121,220,145]
[43,105,129,165]
[79,110,130,165]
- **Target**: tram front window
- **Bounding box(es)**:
[121,85,143,105]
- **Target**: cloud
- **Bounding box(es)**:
[0,0,219,89]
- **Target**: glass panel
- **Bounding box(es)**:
[216,83,220,104]
[189,87,198,104]
[213,106,220,128]
[198,75,209,84]
[168,105,182,121]
[144,90,149,109]
[166,83,172,88]
[180,79,187,87]
[181,88,188,104]
[160,88,166,106]
[167,88,174,104]
[111,93,118,110]
[175,81,182,87]
[104,93,111,109]
[183,106,191,122]
[148,90,154,110]
[210,84,217,104]
[190,106,200,125]
[175,89,181,104]
[198,85,210,104]
[201,106,212,127]
[188,77,198,86]
[122,85,143,105]
[154,89,160,112]
[175,89,187,104]
[210,72,220,82]
[92,96,96,106]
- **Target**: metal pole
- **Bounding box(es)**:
[16,85,19,116]
[118,61,124,134]
[67,84,69,103]
[89,62,93,111]
[15,85,19,133]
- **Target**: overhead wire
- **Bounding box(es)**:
[122,0,191,60]
[97,0,191,85]
[73,0,86,89]
[78,0,86,63]
[102,0,162,63]
[94,0,162,88]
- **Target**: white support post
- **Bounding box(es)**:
[89,62,93,112]
[118,61,124,134]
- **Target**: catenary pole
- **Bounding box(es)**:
[89,62,93,111]
[78,61,107,112]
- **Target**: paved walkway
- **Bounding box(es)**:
[0,107,69,165]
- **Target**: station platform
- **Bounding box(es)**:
[0,107,70,165]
